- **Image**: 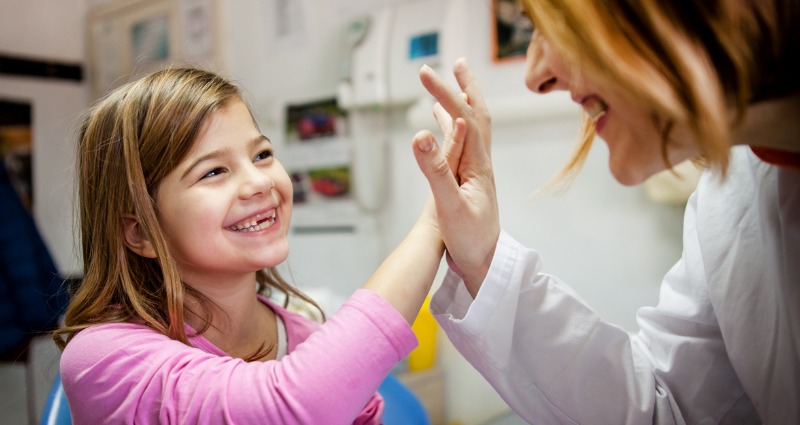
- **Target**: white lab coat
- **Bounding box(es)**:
[431,146,799,424]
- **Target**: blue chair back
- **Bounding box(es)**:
[40,371,426,424]
[40,372,71,425]
[378,373,430,425]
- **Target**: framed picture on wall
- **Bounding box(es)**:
[88,0,218,99]
[492,0,534,62]
[88,0,174,98]
[281,98,352,205]
[179,0,217,62]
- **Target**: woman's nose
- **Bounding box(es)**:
[524,33,567,94]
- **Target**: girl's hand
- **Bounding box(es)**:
[411,58,500,298]
[416,95,468,227]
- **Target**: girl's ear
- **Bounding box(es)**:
[122,214,157,258]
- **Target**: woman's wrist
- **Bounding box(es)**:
[463,245,495,298]
[451,230,498,299]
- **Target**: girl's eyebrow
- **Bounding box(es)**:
[180,135,271,180]
[180,149,226,180]
[255,134,271,146]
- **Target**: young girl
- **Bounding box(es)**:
[55,67,450,424]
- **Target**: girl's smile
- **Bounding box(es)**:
[227,209,278,232]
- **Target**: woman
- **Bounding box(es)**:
[410,0,800,423]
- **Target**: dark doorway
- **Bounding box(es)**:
[0,99,33,211]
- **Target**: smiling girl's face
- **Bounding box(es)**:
[154,100,293,286]
[524,32,702,185]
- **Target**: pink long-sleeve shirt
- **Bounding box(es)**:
[60,288,417,424]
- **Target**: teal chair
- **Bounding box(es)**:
[378,373,430,425]
[39,373,71,425]
[41,372,427,424]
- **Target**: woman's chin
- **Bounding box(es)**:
[609,161,653,186]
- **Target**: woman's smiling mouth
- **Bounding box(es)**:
[582,96,608,123]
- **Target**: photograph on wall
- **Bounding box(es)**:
[267,0,308,52]
[283,98,352,205]
[131,11,170,67]
[291,166,351,205]
[89,18,127,98]
[179,0,216,61]
[285,98,347,143]
[492,0,534,61]
[89,0,173,98]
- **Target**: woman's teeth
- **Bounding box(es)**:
[229,214,276,232]
[584,97,608,122]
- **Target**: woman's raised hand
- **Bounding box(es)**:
[411,58,500,298]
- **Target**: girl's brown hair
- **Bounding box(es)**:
[54,68,321,359]
[523,0,799,185]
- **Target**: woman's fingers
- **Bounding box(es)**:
[414,59,500,294]
[433,102,454,137]
[452,58,492,155]
[452,58,488,117]
[419,65,472,120]
[419,61,492,170]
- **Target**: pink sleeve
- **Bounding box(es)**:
[60,289,417,424]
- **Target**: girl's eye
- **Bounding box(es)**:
[254,149,273,162]
[201,167,225,179]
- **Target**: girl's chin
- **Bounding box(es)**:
[258,251,290,269]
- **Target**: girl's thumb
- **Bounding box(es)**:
[412,130,460,207]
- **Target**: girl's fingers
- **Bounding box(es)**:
[433,102,454,138]
[446,118,467,180]
[412,130,462,206]
[432,103,466,182]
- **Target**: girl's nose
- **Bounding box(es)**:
[524,32,567,94]
[238,164,274,199]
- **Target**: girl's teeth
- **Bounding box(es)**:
[230,215,276,232]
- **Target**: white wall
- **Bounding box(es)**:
[0,1,86,62]
[0,0,88,275]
